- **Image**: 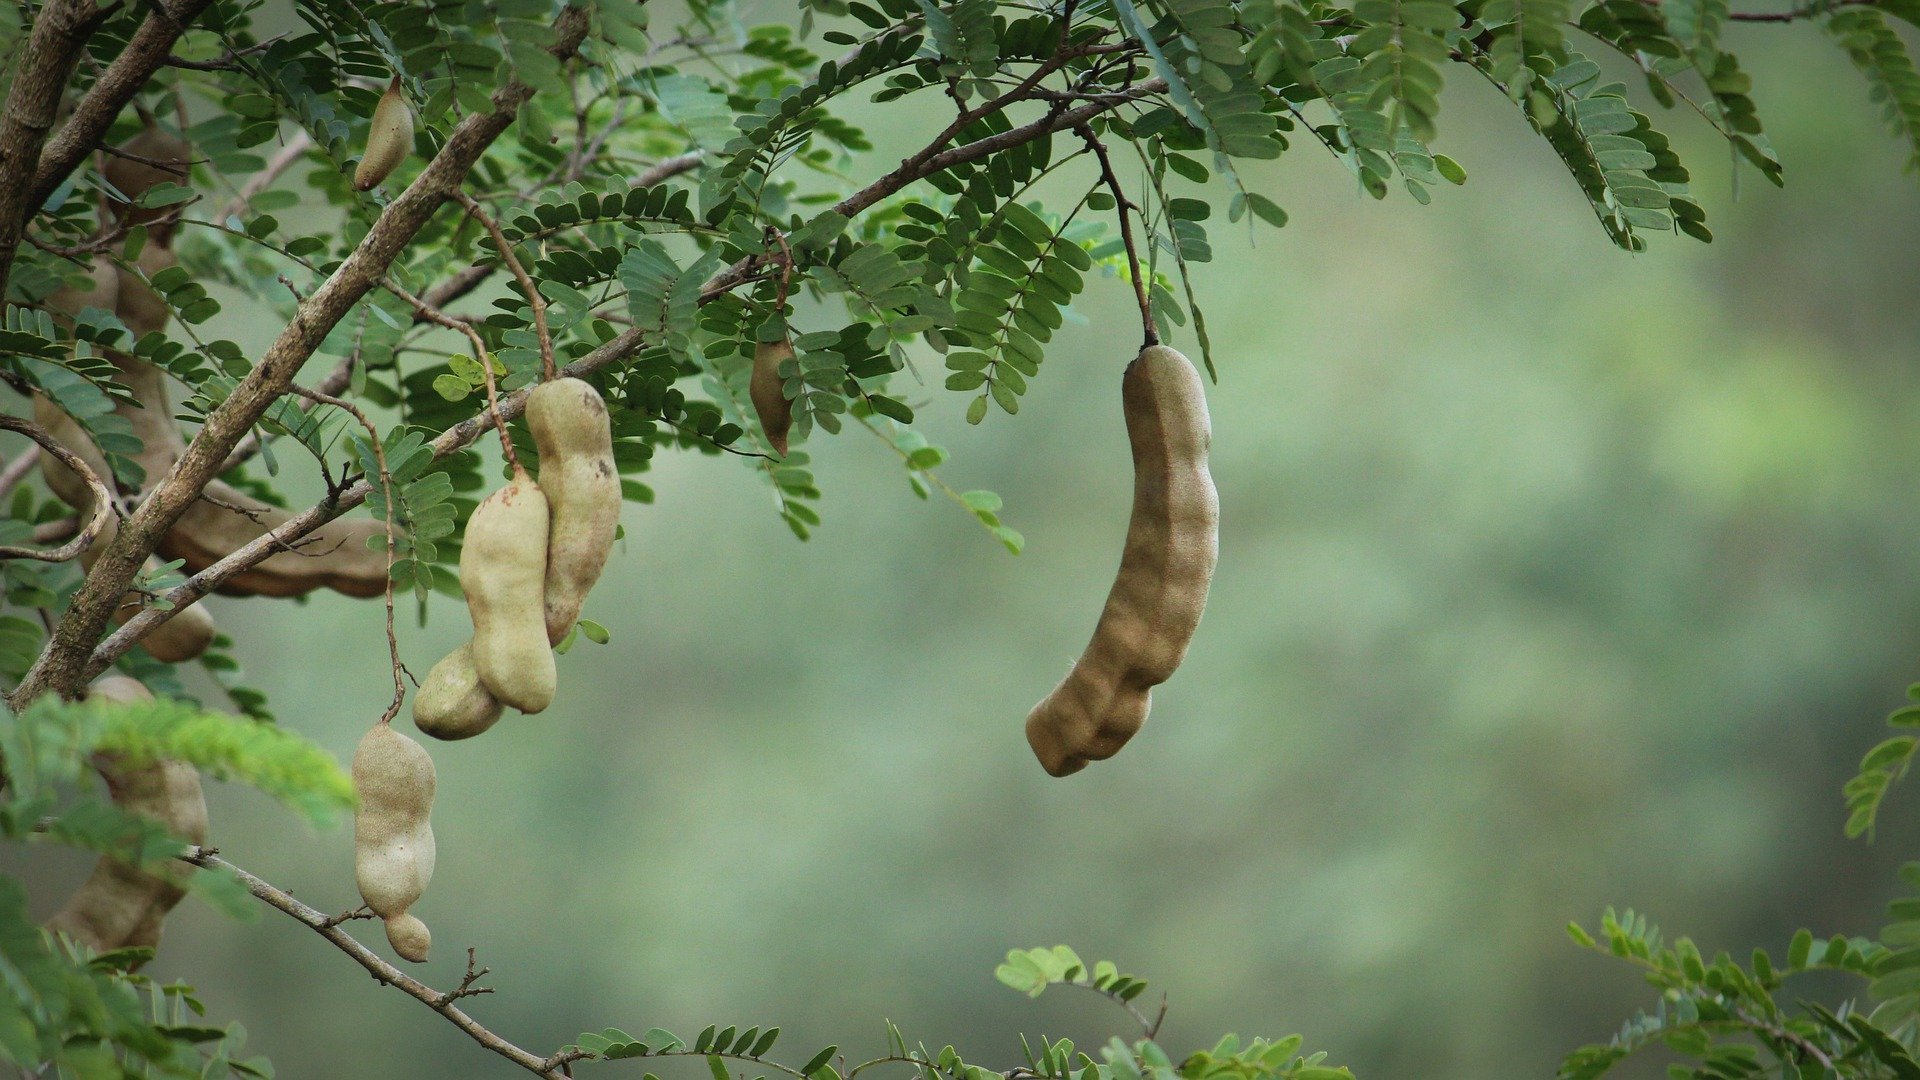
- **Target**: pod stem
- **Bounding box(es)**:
[291,386,405,723]
[765,225,795,313]
[1077,124,1157,350]
[386,280,523,472]
[456,191,555,381]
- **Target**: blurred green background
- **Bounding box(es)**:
[16,14,1920,1080]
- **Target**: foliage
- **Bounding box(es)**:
[0,0,1918,1076]
[558,946,1351,1080]
[0,694,346,1075]
[1554,683,1920,1078]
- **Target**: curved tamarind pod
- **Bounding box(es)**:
[1024,345,1219,777]
[750,338,795,456]
[461,467,556,713]
[353,723,436,963]
[528,377,619,644]
[46,676,208,957]
[412,642,505,740]
[352,78,413,192]
[104,126,192,241]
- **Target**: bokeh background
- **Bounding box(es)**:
[13,8,1920,1079]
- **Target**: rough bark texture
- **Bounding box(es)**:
[0,0,111,301]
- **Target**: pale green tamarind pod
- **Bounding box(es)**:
[353,723,436,963]
[353,77,414,192]
[45,676,208,958]
[461,467,557,713]
[750,338,795,456]
[528,377,620,644]
[412,642,505,740]
[1025,345,1219,777]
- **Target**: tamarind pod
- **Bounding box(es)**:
[45,676,208,957]
[164,478,392,599]
[750,339,795,456]
[461,467,556,713]
[352,78,414,192]
[104,126,192,241]
[44,256,119,326]
[353,723,436,963]
[1024,345,1219,777]
[115,245,176,337]
[412,642,505,740]
[527,378,620,644]
[84,343,392,599]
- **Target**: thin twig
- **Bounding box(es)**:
[288,386,403,722]
[179,847,577,1079]
[0,415,114,563]
[1077,125,1156,348]
[0,445,42,499]
[219,351,356,473]
[386,281,521,471]
[454,192,554,380]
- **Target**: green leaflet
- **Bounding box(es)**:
[1826,7,1920,173]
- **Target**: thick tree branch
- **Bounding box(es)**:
[180,847,574,1079]
[11,7,594,707]
[26,0,221,217]
[0,0,114,303]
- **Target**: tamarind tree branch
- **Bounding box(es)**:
[76,69,1173,683]
[0,415,114,562]
[9,6,595,708]
[0,0,114,306]
[179,847,574,1079]
[26,0,221,216]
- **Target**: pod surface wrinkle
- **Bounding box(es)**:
[528,378,619,644]
[461,468,556,713]
[353,723,436,963]
[1025,345,1219,777]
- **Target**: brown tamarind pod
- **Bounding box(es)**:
[353,723,436,963]
[45,675,208,957]
[460,467,556,713]
[43,256,119,326]
[750,338,795,456]
[104,125,192,242]
[412,642,505,740]
[528,377,619,644]
[115,244,176,337]
[1024,345,1219,777]
[352,78,414,192]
